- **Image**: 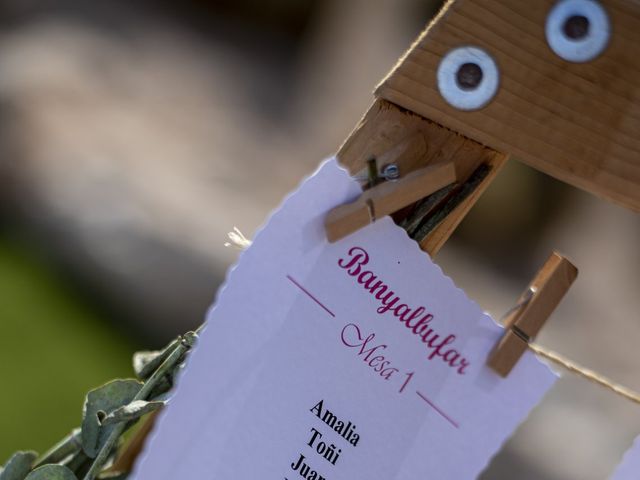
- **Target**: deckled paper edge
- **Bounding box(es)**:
[133,157,558,477]
[202,158,358,330]
[375,215,558,477]
[132,157,359,473]
[610,434,640,479]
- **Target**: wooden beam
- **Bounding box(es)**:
[377,0,640,212]
[337,98,507,257]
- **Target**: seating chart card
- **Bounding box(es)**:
[133,159,556,480]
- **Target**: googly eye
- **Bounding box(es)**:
[437,46,500,111]
[545,0,610,63]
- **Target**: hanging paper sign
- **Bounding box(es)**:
[610,435,640,480]
[133,159,556,479]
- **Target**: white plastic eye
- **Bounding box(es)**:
[437,46,500,111]
[546,0,610,63]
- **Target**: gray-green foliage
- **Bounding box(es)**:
[82,380,143,458]
[0,451,37,480]
[0,332,197,480]
[25,465,77,480]
[99,400,165,427]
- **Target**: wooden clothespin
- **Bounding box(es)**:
[325,134,457,242]
[325,161,455,242]
[488,252,578,377]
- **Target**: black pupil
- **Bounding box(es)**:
[563,15,590,40]
[456,63,483,91]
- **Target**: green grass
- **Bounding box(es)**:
[0,235,137,463]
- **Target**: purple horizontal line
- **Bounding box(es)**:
[286,275,335,318]
[416,391,459,429]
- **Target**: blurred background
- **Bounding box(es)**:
[0,1,638,478]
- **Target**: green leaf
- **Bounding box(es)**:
[132,339,179,380]
[99,400,165,426]
[132,332,196,382]
[81,380,142,458]
[132,350,160,379]
[132,351,163,381]
[24,465,77,480]
[0,451,37,480]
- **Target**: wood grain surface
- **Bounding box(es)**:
[377,0,640,211]
[337,99,507,256]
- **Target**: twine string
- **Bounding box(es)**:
[497,286,640,405]
[527,342,640,405]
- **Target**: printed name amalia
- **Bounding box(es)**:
[310,399,360,447]
[289,400,360,480]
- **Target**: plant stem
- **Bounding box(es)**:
[34,429,82,468]
[82,334,194,480]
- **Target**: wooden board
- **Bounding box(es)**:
[337,99,507,257]
[377,0,640,212]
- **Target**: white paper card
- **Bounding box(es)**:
[611,436,640,480]
[133,159,556,480]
